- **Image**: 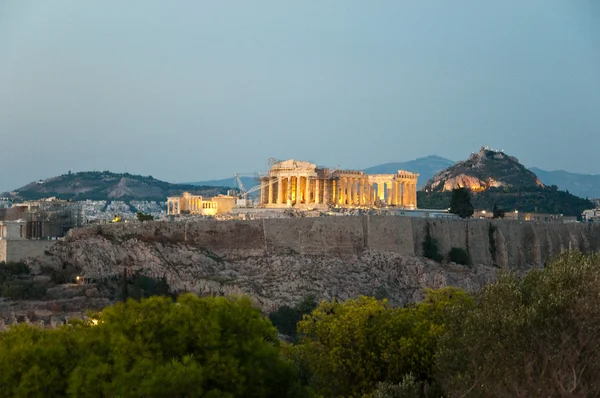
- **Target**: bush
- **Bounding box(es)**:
[0,280,46,300]
[422,224,443,262]
[0,261,30,284]
[448,247,470,266]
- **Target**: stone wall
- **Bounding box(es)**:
[0,240,55,263]
[66,217,600,268]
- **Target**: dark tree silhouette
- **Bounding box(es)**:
[449,188,474,218]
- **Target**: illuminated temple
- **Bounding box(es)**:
[259,159,419,209]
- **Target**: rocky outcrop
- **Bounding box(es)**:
[23,217,600,314]
[424,147,544,192]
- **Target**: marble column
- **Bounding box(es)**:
[287,176,292,205]
[277,177,283,204]
[348,178,356,206]
[268,178,274,204]
[296,176,302,205]
[315,179,320,204]
[305,177,311,204]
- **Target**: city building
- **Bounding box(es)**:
[259,159,419,209]
[166,192,236,216]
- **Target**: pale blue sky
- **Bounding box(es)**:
[1,1,599,191]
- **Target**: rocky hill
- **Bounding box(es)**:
[419,148,594,216]
[424,147,544,193]
[13,171,227,201]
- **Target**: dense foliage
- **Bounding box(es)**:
[437,251,600,397]
[0,295,305,398]
[418,186,594,217]
[4,252,600,397]
[0,261,46,299]
[269,295,317,341]
[293,289,470,397]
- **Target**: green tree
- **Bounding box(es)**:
[436,251,600,397]
[294,289,470,397]
[269,295,317,341]
[492,204,505,219]
[449,188,474,218]
[0,295,306,398]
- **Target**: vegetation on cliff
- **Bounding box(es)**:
[13,171,227,201]
[3,252,600,397]
[418,185,594,217]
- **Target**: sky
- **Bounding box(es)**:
[1,1,599,191]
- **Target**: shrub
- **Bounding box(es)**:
[422,224,443,262]
[0,280,47,300]
[448,247,470,266]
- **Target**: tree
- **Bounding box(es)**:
[449,188,474,218]
[0,295,306,397]
[294,289,470,397]
[436,251,600,397]
[269,295,317,341]
[492,204,505,219]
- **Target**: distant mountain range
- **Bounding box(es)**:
[11,171,227,202]
[529,168,600,199]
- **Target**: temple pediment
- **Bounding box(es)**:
[272,159,317,171]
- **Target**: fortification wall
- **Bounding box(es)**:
[0,240,55,263]
[67,217,600,268]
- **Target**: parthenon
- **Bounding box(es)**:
[259,159,419,209]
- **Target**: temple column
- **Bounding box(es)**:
[348,178,354,206]
[315,179,320,204]
[277,176,284,204]
[343,177,350,205]
[386,182,392,206]
[296,175,302,205]
[330,180,336,204]
[342,178,347,205]
[287,176,292,206]
[268,177,274,204]
[305,177,311,204]
[412,183,417,207]
[359,180,364,205]
[402,181,409,207]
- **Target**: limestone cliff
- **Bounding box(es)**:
[424,147,544,193]
[23,217,600,315]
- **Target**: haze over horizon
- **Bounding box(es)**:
[1,1,599,191]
